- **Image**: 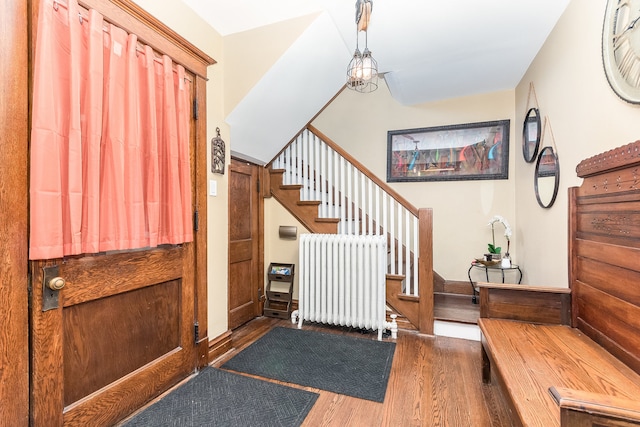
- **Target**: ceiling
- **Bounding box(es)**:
[179,0,571,163]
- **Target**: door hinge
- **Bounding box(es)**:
[193,210,199,231]
[193,99,199,120]
[194,321,199,345]
[257,179,260,193]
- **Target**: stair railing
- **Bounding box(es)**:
[272,125,421,297]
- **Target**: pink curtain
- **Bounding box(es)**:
[30,0,193,260]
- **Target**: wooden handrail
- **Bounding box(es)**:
[307,125,419,217]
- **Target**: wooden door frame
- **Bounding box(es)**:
[228,158,265,327]
[1,0,29,423]
[17,1,214,425]
[0,1,215,423]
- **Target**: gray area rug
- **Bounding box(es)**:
[122,367,318,427]
[222,326,396,402]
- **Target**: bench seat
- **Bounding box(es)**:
[479,318,640,427]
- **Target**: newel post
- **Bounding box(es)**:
[418,208,434,334]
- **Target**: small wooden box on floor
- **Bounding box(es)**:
[264,263,294,319]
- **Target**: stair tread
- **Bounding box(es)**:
[398,293,419,302]
[315,217,340,223]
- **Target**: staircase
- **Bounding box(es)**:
[268,125,434,334]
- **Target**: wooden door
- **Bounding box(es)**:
[228,160,263,329]
[29,83,200,426]
[27,2,215,425]
[30,247,197,426]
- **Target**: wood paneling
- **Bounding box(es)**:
[63,280,181,405]
[571,141,640,378]
[479,283,572,325]
[0,0,29,424]
[575,256,640,307]
[229,171,253,240]
[228,160,262,330]
[60,248,183,306]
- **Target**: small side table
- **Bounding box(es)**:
[468,262,522,304]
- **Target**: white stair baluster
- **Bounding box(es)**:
[340,157,346,234]
[389,199,395,274]
[404,208,411,295]
[397,201,403,291]
[320,140,326,217]
[301,131,308,200]
[347,164,353,234]
[413,215,419,296]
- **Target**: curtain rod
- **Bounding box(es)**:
[52,0,192,82]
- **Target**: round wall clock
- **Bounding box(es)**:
[602,0,640,104]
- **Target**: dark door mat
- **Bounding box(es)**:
[222,326,396,402]
[121,367,318,427]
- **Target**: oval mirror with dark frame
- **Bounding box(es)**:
[522,107,541,163]
[534,146,560,208]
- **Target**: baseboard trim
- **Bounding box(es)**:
[208,330,232,363]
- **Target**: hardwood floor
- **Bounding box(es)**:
[211,317,512,427]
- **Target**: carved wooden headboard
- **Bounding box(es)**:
[569,140,640,376]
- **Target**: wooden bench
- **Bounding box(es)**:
[478,142,640,427]
[479,284,640,426]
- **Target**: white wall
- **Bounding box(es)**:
[263,199,310,300]
[514,1,640,287]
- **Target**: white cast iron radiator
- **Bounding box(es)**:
[291,234,398,340]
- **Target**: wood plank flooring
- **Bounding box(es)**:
[211,317,513,427]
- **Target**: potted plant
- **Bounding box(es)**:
[486,215,512,261]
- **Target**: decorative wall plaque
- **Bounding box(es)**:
[211,127,225,174]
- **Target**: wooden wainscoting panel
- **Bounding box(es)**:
[63,280,181,405]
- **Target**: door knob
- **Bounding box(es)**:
[47,277,66,291]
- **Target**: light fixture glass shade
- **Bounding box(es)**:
[346,48,365,90]
[357,47,378,93]
[346,47,378,92]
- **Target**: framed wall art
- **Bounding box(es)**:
[387,120,510,182]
